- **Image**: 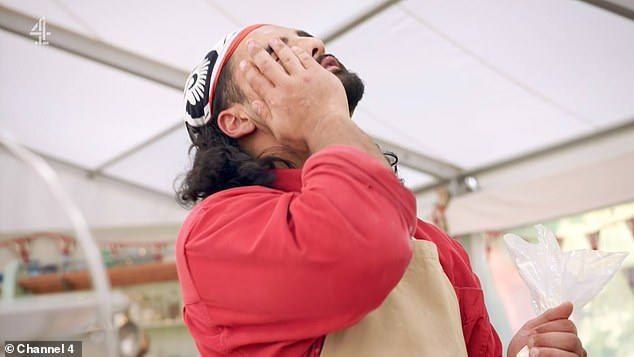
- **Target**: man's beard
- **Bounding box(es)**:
[334,69,365,115]
[317,54,365,115]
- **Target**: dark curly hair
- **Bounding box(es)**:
[176,59,285,207]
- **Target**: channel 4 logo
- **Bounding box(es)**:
[29,16,51,45]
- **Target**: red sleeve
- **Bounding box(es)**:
[181,146,416,350]
[414,221,503,357]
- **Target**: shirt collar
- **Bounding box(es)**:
[272,168,302,192]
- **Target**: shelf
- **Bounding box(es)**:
[18,261,178,294]
[141,319,186,330]
[0,290,129,340]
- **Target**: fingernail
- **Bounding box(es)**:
[269,38,279,47]
[239,59,247,70]
[251,101,261,116]
[519,329,536,337]
[529,347,540,357]
[528,336,535,347]
[246,39,255,51]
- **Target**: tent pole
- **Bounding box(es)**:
[576,0,634,21]
[322,0,402,44]
[414,118,634,196]
[0,5,186,90]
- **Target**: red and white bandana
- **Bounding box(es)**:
[183,24,265,129]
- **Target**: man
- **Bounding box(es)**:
[176,24,586,356]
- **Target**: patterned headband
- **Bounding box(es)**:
[183,24,265,130]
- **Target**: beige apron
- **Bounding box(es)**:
[321,240,467,356]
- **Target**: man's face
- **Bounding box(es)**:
[231,25,364,114]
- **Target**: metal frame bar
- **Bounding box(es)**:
[0,5,186,90]
[322,0,402,43]
[17,146,177,199]
[374,138,462,180]
[576,0,634,21]
[89,122,183,177]
[414,118,634,195]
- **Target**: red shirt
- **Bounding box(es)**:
[176,145,502,356]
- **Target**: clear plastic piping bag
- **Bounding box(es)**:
[504,224,628,357]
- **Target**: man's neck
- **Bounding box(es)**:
[257,145,308,169]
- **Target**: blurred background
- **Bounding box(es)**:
[1,0,633,356]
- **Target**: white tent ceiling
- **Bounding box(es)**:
[1,0,633,234]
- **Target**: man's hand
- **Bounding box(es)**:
[508,302,586,357]
[240,37,350,154]
[239,37,390,167]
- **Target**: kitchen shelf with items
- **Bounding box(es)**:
[121,281,184,330]
[3,234,178,295]
[16,260,177,294]
[1,232,198,357]
[114,280,197,357]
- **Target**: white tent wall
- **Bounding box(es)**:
[0,149,185,234]
[445,122,634,236]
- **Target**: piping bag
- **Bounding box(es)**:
[504,224,628,357]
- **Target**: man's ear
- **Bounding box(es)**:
[216,106,256,139]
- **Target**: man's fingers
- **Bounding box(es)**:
[527,347,580,357]
[508,303,585,357]
[530,332,584,355]
[291,46,320,70]
[239,59,274,101]
[522,302,573,330]
[246,39,287,83]
[249,100,270,123]
[268,38,303,75]
[533,319,577,335]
